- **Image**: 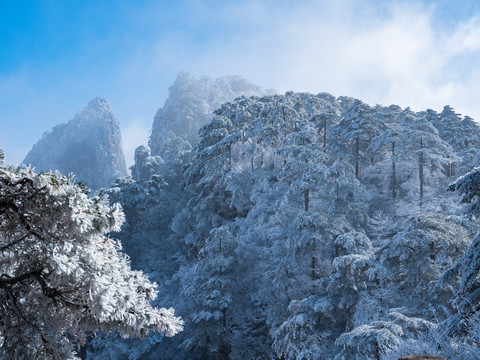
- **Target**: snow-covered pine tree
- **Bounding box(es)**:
[442,168,480,335]
[181,225,237,359]
[330,99,385,179]
[0,161,182,359]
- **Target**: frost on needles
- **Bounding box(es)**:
[104,90,480,359]
[0,160,183,359]
[9,76,480,359]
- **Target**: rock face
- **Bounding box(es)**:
[149,72,270,154]
[23,97,127,190]
[135,72,272,183]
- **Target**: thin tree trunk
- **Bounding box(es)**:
[355,136,359,178]
[323,119,327,152]
[392,141,397,200]
[334,235,339,258]
[219,237,222,275]
[375,340,380,360]
[228,144,232,167]
[311,237,316,280]
[304,189,309,211]
[419,137,424,205]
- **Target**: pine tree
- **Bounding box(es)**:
[443,168,480,335]
[0,164,182,359]
[181,226,237,359]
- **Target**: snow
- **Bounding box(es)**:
[5,72,480,359]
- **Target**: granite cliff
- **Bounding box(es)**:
[132,72,272,182]
[23,97,127,190]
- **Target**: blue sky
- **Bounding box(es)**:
[1,0,480,167]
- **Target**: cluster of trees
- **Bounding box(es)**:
[0,151,182,359]
[87,92,480,359]
[4,87,480,359]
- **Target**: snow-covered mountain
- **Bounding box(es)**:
[94,87,480,359]
[149,71,272,154]
[23,97,127,190]
[131,72,273,183]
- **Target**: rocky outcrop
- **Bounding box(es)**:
[23,97,127,190]
[149,72,271,155]
[136,72,272,183]
[130,145,163,182]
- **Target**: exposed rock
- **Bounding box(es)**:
[149,72,271,154]
[138,72,273,183]
[131,145,163,182]
[23,97,127,190]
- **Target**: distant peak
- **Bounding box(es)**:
[87,97,112,113]
[176,71,192,79]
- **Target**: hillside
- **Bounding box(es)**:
[91,90,480,359]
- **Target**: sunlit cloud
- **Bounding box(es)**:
[448,16,480,53]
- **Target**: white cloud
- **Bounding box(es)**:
[141,0,480,120]
[448,16,480,53]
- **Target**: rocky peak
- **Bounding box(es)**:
[23,97,127,190]
[149,72,273,156]
[86,97,114,115]
[140,73,273,184]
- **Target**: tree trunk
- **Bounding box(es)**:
[355,136,359,178]
[304,189,309,211]
[419,138,424,205]
[311,236,316,280]
[219,238,222,275]
[392,142,397,200]
[323,119,327,153]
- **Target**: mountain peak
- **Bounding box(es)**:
[150,72,272,154]
[23,98,127,190]
[86,97,112,114]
